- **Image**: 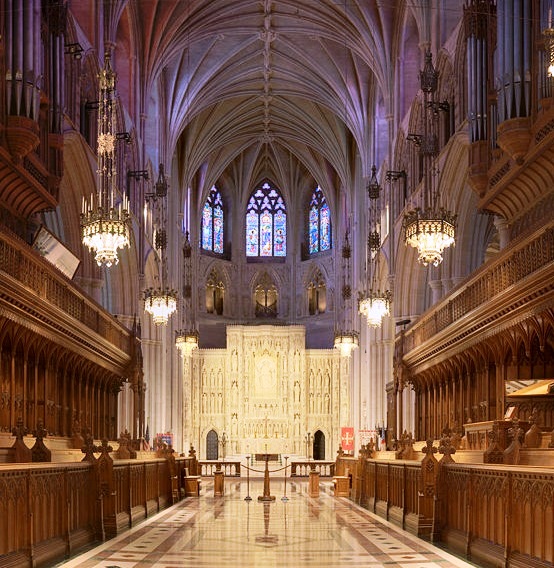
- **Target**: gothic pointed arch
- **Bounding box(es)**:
[252,270,279,318]
[205,267,225,315]
[305,266,327,315]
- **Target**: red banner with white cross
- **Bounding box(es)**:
[341,427,354,451]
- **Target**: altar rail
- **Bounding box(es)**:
[338,455,554,567]
[0,457,191,568]
[290,460,335,477]
[198,460,241,477]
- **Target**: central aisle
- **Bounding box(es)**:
[58,479,476,567]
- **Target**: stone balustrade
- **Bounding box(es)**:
[290,460,335,477]
[198,460,241,477]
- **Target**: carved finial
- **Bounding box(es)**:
[524,408,541,448]
[12,416,27,440]
[504,419,524,465]
[421,438,438,457]
[438,434,456,463]
[33,419,48,441]
[81,427,97,462]
[31,419,51,462]
[508,418,525,444]
[98,438,113,456]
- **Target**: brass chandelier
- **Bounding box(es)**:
[358,166,392,327]
[403,50,456,267]
[175,231,199,356]
[334,231,359,357]
[80,52,130,267]
[143,165,178,326]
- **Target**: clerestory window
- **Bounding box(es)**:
[308,186,331,254]
[201,186,224,254]
[245,182,287,257]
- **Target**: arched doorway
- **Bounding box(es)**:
[206,429,219,460]
[313,430,325,460]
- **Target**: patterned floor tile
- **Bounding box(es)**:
[56,479,476,568]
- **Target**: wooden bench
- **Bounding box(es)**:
[332,475,350,497]
[183,475,202,496]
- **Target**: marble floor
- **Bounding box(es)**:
[58,478,477,568]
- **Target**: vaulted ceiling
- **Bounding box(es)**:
[97,0,417,197]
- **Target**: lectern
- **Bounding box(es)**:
[258,454,276,501]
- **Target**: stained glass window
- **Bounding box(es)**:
[245,182,287,257]
[308,186,331,254]
[201,186,224,254]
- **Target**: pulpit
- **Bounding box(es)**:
[308,468,320,497]
[214,468,225,497]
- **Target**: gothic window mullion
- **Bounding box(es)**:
[246,182,287,258]
[201,186,224,255]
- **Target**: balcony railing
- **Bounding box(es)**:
[401,221,554,363]
[0,229,132,362]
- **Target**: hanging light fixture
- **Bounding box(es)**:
[358,166,392,327]
[403,50,456,267]
[81,52,130,267]
[143,164,177,326]
[144,288,178,326]
[175,231,199,355]
[334,231,359,357]
[175,14,196,344]
[404,208,456,266]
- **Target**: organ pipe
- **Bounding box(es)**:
[464,0,495,143]
[496,0,532,121]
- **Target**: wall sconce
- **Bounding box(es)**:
[116,131,132,144]
[64,43,83,60]
[128,170,149,181]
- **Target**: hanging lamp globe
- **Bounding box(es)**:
[144,287,178,326]
[404,207,456,267]
[333,330,359,357]
[359,290,392,327]
[175,329,199,356]
[81,200,131,267]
